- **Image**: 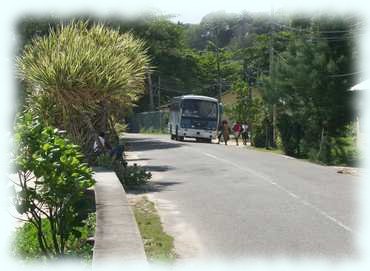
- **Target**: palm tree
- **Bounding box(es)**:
[17,21,151,156]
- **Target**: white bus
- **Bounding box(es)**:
[168,95,221,143]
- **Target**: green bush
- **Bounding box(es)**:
[12,113,95,258]
[114,122,128,136]
[13,213,96,261]
[96,154,150,187]
[120,164,152,187]
[302,135,359,166]
[277,114,303,156]
[95,153,115,169]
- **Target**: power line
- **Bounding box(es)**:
[274,51,360,78]
[272,22,359,43]
[272,22,360,34]
[327,71,362,78]
[272,22,308,33]
[275,51,288,64]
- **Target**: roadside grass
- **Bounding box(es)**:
[132,197,176,262]
[245,137,359,168]
[12,213,96,262]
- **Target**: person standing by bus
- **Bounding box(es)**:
[218,120,231,145]
[217,122,223,143]
[232,121,242,146]
[241,123,249,145]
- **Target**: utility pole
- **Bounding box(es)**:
[269,18,276,148]
[216,48,222,102]
[245,69,253,146]
[148,73,154,111]
[157,76,161,131]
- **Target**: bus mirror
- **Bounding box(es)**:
[219,103,224,114]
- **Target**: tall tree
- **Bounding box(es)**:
[17,21,151,155]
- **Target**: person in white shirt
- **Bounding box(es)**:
[93,131,125,162]
[94,132,109,155]
[241,123,249,145]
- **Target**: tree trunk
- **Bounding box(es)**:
[272,104,277,147]
[48,212,61,255]
[148,73,154,111]
[99,101,108,133]
[317,126,325,161]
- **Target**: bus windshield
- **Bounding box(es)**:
[181,99,218,120]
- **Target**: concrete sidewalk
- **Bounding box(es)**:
[92,168,146,264]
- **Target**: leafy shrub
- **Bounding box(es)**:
[95,153,114,169]
[114,122,128,136]
[120,164,151,187]
[12,113,95,258]
[13,213,96,261]
[277,114,303,156]
[302,135,359,166]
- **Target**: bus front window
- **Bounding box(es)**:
[181,100,217,119]
[181,99,218,130]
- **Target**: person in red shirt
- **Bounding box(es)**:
[232,122,242,146]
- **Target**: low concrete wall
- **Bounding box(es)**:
[92,169,146,265]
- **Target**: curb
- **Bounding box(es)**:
[92,168,146,265]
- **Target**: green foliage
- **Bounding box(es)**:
[277,114,303,156]
[12,112,95,258]
[95,153,115,169]
[13,213,95,261]
[17,20,151,155]
[267,24,356,163]
[18,21,150,103]
[122,164,152,187]
[114,122,127,136]
[226,81,270,147]
[13,220,50,260]
[302,127,359,166]
[225,80,250,122]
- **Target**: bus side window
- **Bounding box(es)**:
[170,102,180,111]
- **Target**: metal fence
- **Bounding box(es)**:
[129,111,169,133]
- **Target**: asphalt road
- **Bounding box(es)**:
[125,133,358,260]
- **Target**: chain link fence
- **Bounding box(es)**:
[129,111,169,133]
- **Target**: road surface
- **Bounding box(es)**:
[125,133,358,260]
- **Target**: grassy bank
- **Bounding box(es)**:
[132,197,176,262]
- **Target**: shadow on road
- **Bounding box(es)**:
[126,158,152,162]
[125,136,185,152]
[142,165,175,172]
[126,181,182,195]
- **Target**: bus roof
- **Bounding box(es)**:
[174,95,218,103]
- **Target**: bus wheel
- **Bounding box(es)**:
[206,138,212,144]
[175,127,179,141]
[170,125,174,140]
